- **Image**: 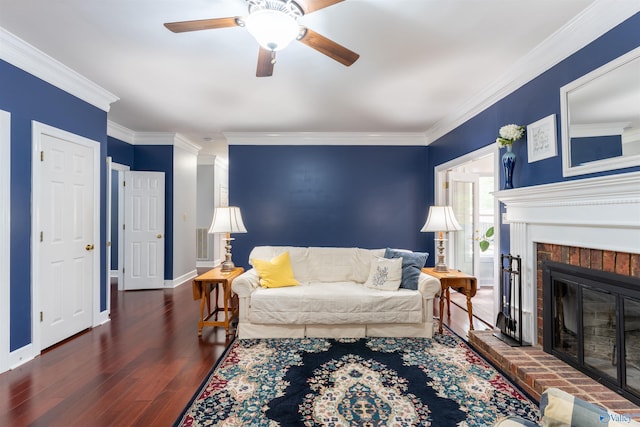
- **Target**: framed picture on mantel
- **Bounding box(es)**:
[527,114,558,163]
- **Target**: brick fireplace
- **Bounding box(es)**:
[536,244,640,347]
[469,171,640,414]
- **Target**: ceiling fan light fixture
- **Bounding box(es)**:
[245,9,300,51]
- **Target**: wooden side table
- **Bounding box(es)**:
[192,267,244,336]
[422,267,477,334]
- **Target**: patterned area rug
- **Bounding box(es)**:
[175,331,539,426]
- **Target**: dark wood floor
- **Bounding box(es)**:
[0,279,487,427]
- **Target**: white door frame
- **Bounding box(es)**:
[107,161,129,290]
[434,144,501,320]
[31,121,101,352]
[0,110,10,374]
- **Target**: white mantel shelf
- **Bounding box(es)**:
[494,171,640,230]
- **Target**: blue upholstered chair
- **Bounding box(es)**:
[495,387,640,427]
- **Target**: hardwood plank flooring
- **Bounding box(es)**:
[0,278,485,426]
[0,281,230,427]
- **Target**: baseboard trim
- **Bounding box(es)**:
[164,269,198,288]
[8,343,37,372]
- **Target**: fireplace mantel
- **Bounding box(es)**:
[493,171,640,344]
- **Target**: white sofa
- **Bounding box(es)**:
[231,246,441,339]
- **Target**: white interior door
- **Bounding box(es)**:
[124,171,165,290]
[39,133,94,349]
[448,171,480,276]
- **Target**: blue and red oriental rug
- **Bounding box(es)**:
[175,330,538,426]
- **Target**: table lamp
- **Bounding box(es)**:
[208,206,247,272]
[420,205,462,272]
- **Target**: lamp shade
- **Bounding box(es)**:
[245,9,299,51]
[208,206,247,234]
[420,206,462,232]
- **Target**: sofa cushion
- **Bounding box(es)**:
[384,248,429,290]
[364,256,403,291]
[307,247,361,282]
[353,248,386,283]
[248,281,423,325]
[251,252,300,288]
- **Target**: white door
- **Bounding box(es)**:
[123,171,165,290]
[448,171,480,276]
[39,133,94,349]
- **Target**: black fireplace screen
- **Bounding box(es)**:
[543,261,640,405]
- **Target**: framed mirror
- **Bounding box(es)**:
[560,46,640,177]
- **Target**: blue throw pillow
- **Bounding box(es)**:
[384,248,429,290]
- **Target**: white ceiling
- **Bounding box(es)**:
[0,0,634,159]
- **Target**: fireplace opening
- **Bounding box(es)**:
[543,261,640,405]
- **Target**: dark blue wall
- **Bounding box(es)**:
[427,13,640,257]
[107,135,134,166]
[428,13,640,188]
[1,59,108,351]
[229,145,430,269]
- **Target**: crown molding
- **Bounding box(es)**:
[107,120,136,144]
[107,121,201,152]
[424,1,640,144]
[174,134,202,155]
[0,27,119,112]
[224,132,428,146]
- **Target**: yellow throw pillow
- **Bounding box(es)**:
[251,251,300,289]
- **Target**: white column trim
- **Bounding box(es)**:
[0,110,10,374]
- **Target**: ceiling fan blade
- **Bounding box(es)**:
[298,0,345,14]
[256,47,274,77]
[298,28,359,66]
[164,17,239,33]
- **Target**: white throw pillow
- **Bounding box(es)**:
[364,256,403,291]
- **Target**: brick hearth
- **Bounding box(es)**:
[468,244,640,419]
[470,330,640,419]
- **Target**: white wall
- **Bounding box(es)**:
[170,137,199,286]
[196,160,215,264]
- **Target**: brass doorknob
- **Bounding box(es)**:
[157,234,163,239]
[85,244,94,251]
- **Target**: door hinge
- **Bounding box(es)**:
[122,267,125,273]
[107,241,111,247]
[123,180,126,187]
[40,311,43,322]
[40,231,43,242]
[444,182,449,189]
[40,151,44,162]
[123,224,125,230]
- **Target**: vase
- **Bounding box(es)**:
[502,145,516,189]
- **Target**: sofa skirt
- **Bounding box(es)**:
[235,296,436,339]
[235,321,434,339]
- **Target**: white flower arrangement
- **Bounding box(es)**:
[496,124,525,147]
